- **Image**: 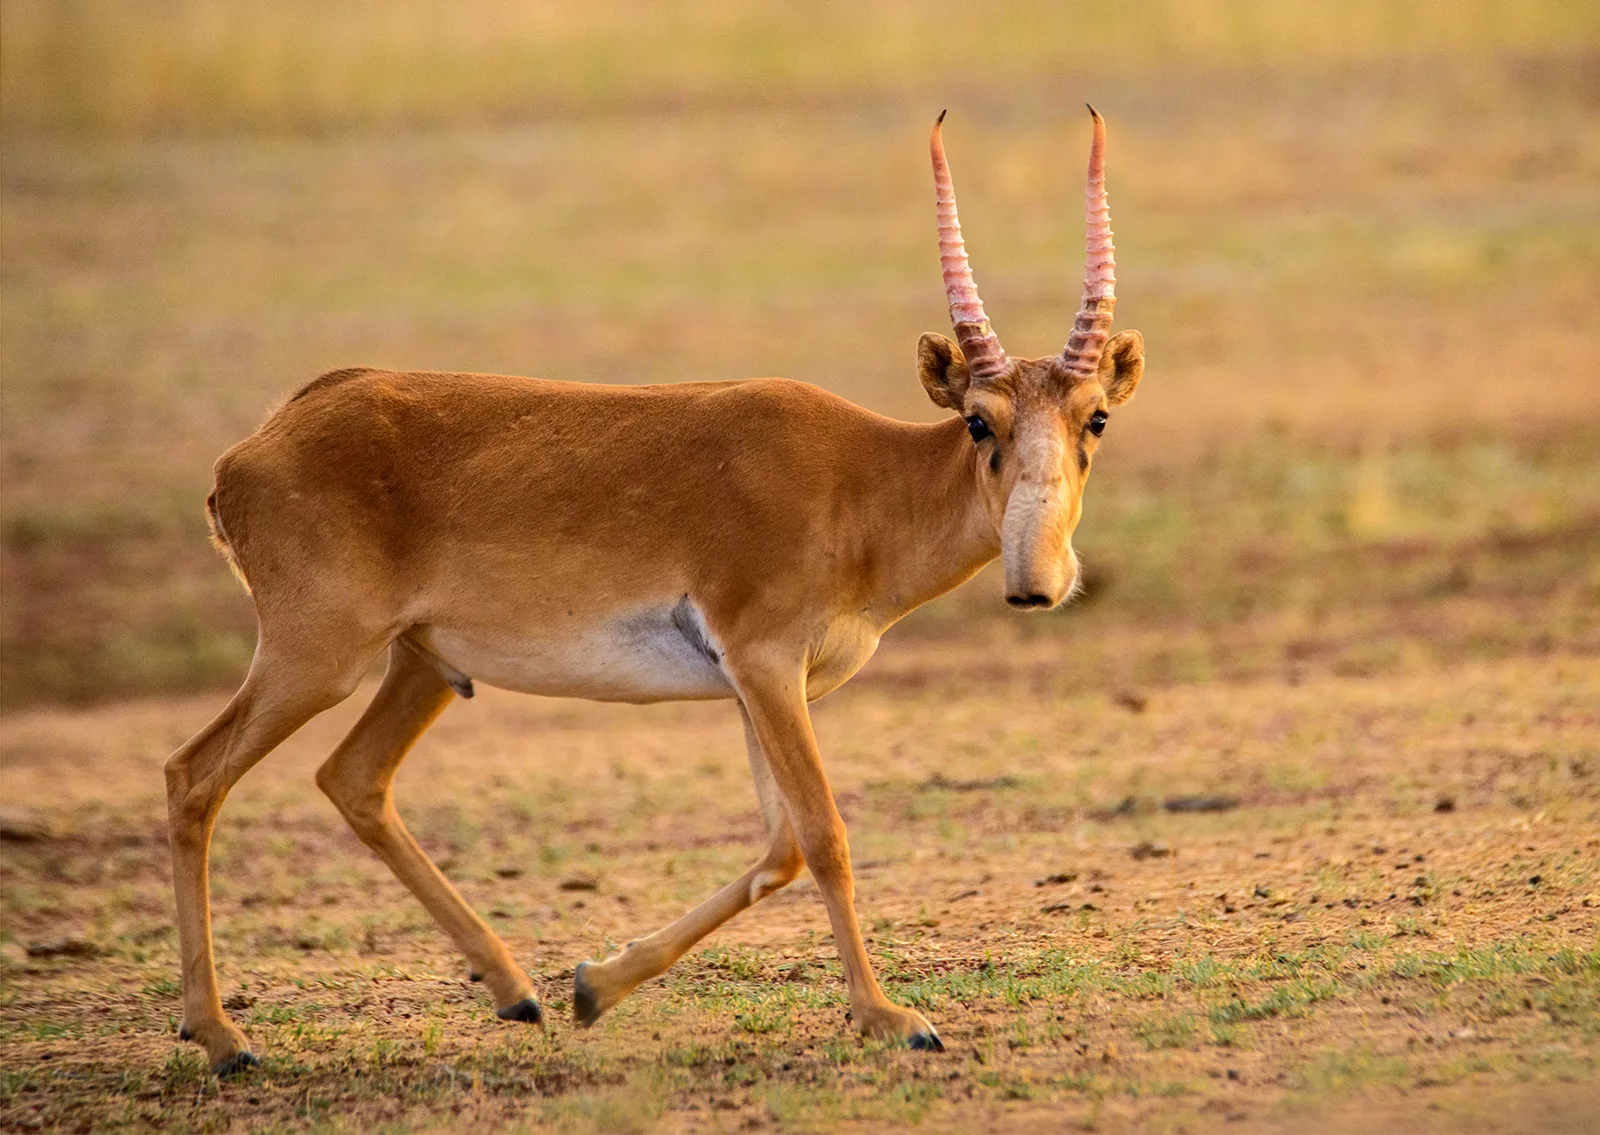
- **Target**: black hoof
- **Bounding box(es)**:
[572,962,602,1027]
[178,1026,191,1041]
[495,998,543,1025]
[909,1031,945,1053]
[214,1051,260,1077]
[469,970,483,983]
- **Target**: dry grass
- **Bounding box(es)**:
[4,2,1595,135]
[2,23,1597,704]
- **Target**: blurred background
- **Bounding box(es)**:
[2,0,1597,710]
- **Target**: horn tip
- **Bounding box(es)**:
[1086,103,1102,122]
[936,108,947,125]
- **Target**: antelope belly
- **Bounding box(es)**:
[416,603,733,704]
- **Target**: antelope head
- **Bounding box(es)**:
[919,108,1145,609]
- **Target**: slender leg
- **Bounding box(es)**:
[573,705,803,1025]
[734,663,943,1050]
[315,643,540,1021]
[166,649,366,1073]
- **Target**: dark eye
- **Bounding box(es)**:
[1088,411,1108,437]
[966,416,992,444]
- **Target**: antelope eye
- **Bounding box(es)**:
[966,416,992,444]
[1088,411,1108,437]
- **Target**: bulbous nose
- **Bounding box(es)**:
[1000,456,1081,611]
[1002,545,1079,611]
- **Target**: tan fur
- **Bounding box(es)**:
[166,344,1144,1070]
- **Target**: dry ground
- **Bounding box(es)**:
[2,645,1597,1132]
[2,3,1599,1131]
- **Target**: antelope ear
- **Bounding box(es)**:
[918,332,971,411]
[1098,329,1145,406]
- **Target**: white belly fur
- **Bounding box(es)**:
[414,601,881,705]
[418,601,731,704]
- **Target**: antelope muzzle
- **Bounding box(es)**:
[1001,479,1079,610]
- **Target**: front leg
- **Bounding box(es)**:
[733,659,943,1051]
[572,707,802,1025]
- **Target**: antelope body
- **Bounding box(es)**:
[166,109,1145,1073]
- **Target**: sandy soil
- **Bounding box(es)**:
[2,642,1595,1132]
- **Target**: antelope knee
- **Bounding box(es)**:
[163,757,221,838]
[748,844,803,903]
[163,751,201,805]
[314,765,387,837]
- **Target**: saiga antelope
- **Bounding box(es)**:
[165,108,1145,1073]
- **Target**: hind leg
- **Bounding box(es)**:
[315,642,540,1022]
[166,642,370,1073]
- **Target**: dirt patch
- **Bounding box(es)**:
[1,652,1595,1132]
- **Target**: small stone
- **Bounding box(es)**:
[1035,872,1079,887]
[1112,690,1148,713]
[1164,795,1240,814]
[1130,840,1171,861]
[26,937,99,959]
[0,810,52,842]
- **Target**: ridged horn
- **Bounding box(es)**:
[1060,105,1116,379]
[930,111,1009,386]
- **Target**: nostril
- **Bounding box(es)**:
[1007,594,1053,609]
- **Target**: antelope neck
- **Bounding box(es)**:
[858,414,998,625]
